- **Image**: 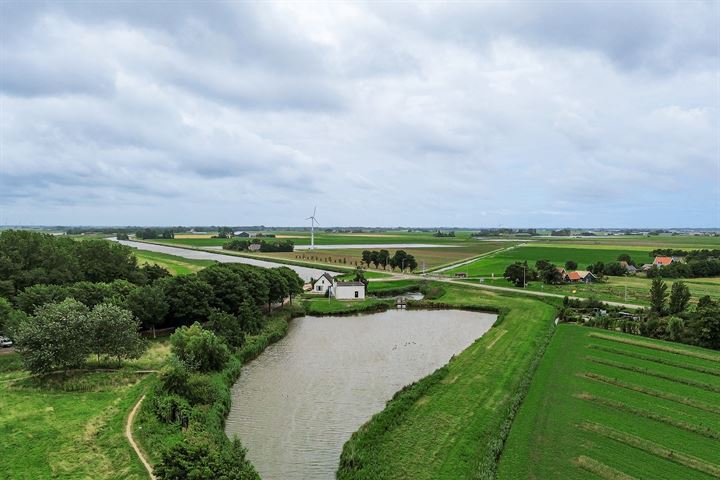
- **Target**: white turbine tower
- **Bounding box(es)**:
[306,206,319,250]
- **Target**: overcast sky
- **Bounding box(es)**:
[1,1,718,228]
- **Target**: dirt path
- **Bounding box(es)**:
[126,394,156,480]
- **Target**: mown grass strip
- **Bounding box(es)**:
[575,393,720,440]
[588,333,720,363]
[578,422,720,478]
[587,344,720,377]
[574,455,638,480]
[582,372,720,414]
[586,356,720,394]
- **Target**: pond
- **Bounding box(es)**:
[225,309,496,479]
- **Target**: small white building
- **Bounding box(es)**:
[248,243,262,252]
[332,279,366,300]
[310,273,366,299]
[312,272,334,294]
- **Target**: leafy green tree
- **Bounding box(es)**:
[370,251,380,268]
[667,316,685,342]
[361,250,372,267]
[127,284,169,337]
[404,254,418,272]
[198,265,252,314]
[604,262,626,276]
[617,253,634,264]
[66,281,111,308]
[650,277,668,315]
[208,310,246,349]
[88,303,146,362]
[275,267,304,305]
[688,304,720,349]
[226,264,270,308]
[588,261,605,276]
[0,297,12,334]
[155,433,259,480]
[14,299,91,373]
[668,281,691,314]
[535,259,552,271]
[378,250,390,270]
[75,240,140,283]
[140,263,171,283]
[263,269,289,311]
[697,295,716,309]
[504,262,529,287]
[170,322,230,372]
[16,284,70,314]
[161,276,213,326]
[541,266,563,284]
[565,260,577,270]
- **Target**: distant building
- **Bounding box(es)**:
[233,231,257,238]
[653,256,674,267]
[619,261,637,274]
[641,263,654,271]
[567,271,597,283]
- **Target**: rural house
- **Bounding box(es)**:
[312,272,334,294]
[653,256,674,267]
[566,271,597,283]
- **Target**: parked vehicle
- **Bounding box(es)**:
[0,337,13,348]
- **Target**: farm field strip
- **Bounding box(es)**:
[132,249,216,275]
[497,325,720,479]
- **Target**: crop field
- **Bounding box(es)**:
[0,338,171,480]
[338,283,556,479]
[132,249,216,275]
[445,243,656,277]
[497,325,720,479]
[155,230,478,248]
[540,235,720,249]
[262,242,511,270]
[480,275,720,306]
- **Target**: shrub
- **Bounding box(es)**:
[159,357,191,396]
[185,374,221,406]
[88,303,146,362]
[171,323,230,372]
[154,394,191,424]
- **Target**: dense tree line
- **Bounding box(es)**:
[361,249,417,272]
[135,228,175,239]
[0,230,155,298]
[433,230,455,237]
[646,259,720,279]
[223,239,293,252]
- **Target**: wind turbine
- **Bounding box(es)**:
[306,206,319,249]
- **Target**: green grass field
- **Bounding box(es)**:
[445,243,657,277]
[133,249,216,275]
[0,340,171,479]
[478,275,720,306]
[338,283,557,479]
[497,324,720,479]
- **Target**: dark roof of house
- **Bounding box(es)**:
[312,272,335,285]
[335,281,365,287]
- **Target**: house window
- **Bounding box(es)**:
[317,286,321,291]
[354,291,359,298]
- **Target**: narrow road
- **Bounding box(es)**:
[126,394,156,480]
[113,239,341,282]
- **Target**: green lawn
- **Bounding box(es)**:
[338,283,557,479]
[132,249,216,275]
[0,338,171,479]
[497,324,720,479]
[445,243,655,277]
[478,275,720,306]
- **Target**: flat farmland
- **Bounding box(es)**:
[260,242,511,270]
[497,325,720,479]
[540,235,720,249]
[132,249,216,275]
[480,275,720,306]
[445,243,655,277]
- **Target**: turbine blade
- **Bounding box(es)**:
[313,206,317,216]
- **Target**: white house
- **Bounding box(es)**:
[312,272,334,294]
[332,279,366,300]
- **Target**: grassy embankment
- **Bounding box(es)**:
[132,249,216,275]
[337,283,557,479]
[0,339,171,480]
[498,324,720,479]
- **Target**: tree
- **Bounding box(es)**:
[361,250,372,268]
[226,265,270,308]
[650,277,668,315]
[668,281,691,314]
[535,259,552,271]
[378,250,390,270]
[170,322,230,372]
[617,253,634,265]
[392,250,409,271]
[66,281,111,308]
[697,295,716,309]
[404,254,418,272]
[208,310,246,349]
[88,303,146,362]
[161,276,213,326]
[16,284,70,314]
[688,304,720,350]
[667,316,685,342]
[198,265,252,314]
[541,266,563,284]
[14,299,91,374]
[0,297,12,334]
[504,262,528,287]
[588,261,605,276]
[264,269,289,311]
[370,251,380,268]
[140,263,171,283]
[127,284,168,337]
[565,260,577,270]
[603,262,626,276]
[275,267,304,305]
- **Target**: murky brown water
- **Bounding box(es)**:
[225,309,496,479]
